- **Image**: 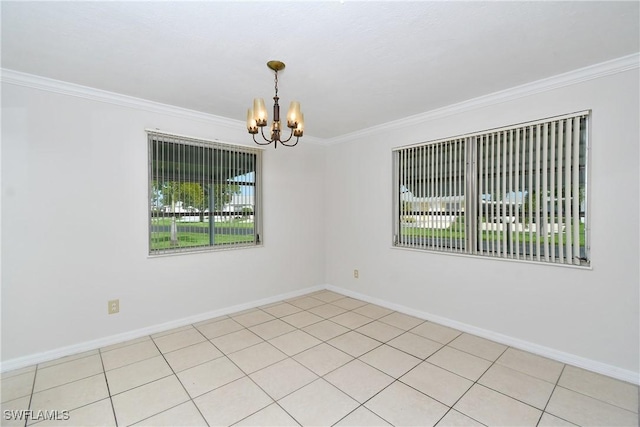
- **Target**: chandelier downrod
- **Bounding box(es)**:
[247,61,304,148]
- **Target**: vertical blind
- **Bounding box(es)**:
[148,131,262,255]
[394,112,589,267]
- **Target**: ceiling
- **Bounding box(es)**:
[2,1,638,140]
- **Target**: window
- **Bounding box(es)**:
[148,131,262,255]
[393,112,590,267]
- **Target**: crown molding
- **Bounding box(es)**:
[1,68,328,145]
[1,68,245,130]
[325,52,640,145]
[3,52,638,146]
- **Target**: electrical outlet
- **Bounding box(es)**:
[354,269,359,279]
[108,299,120,314]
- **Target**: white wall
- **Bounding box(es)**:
[1,82,326,362]
[2,64,638,380]
[325,68,639,376]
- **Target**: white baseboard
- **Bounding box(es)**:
[3,283,637,385]
[0,285,324,373]
[325,284,640,385]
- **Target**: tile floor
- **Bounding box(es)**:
[1,290,638,426]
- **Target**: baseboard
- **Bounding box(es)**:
[0,285,324,373]
[325,284,640,385]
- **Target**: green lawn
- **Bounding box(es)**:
[150,218,256,250]
[401,218,586,246]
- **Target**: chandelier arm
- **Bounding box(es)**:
[252,129,274,146]
[280,136,300,147]
[278,128,296,144]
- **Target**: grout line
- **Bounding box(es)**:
[146,331,211,427]
[22,364,38,427]
[97,348,119,427]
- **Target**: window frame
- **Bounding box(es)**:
[392,111,591,268]
[147,130,263,256]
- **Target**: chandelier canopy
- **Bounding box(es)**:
[246,60,304,148]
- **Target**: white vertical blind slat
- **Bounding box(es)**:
[564,118,573,263]
[572,117,581,265]
[557,120,565,263]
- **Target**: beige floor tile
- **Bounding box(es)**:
[163,341,223,372]
[269,330,322,356]
[195,318,244,339]
[537,412,578,426]
[33,354,104,392]
[287,296,326,310]
[1,365,36,380]
[0,396,31,427]
[308,303,348,319]
[331,297,368,310]
[194,377,273,426]
[546,386,638,426]
[478,364,555,409]
[101,340,161,371]
[38,350,99,369]
[1,370,35,402]
[435,409,484,426]
[334,406,391,427]
[312,291,347,303]
[558,365,639,412]
[360,344,421,378]
[261,302,303,318]
[249,319,296,340]
[410,321,462,344]
[293,343,354,376]
[378,312,424,330]
[365,381,448,426]
[31,374,109,414]
[210,329,263,354]
[448,333,508,362]
[335,406,391,426]
[106,355,173,395]
[356,321,404,343]
[400,362,473,406]
[353,304,394,320]
[35,398,115,427]
[151,325,194,339]
[303,320,349,341]
[227,342,288,374]
[231,310,276,327]
[111,375,189,426]
[281,311,324,328]
[176,356,245,398]
[331,312,374,329]
[325,359,394,403]
[496,347,564,384]
[152,328,206,354]
[279,379,359,426]
[250,358,318,400]
[428,346,492,381]
[100,336,152,353]
[454,384,541,426]
[132,401,208,426]
[387,332,443,359]
[234,402,299,426]
[329,331,382,358]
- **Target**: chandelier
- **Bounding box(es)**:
[246,60,304,148]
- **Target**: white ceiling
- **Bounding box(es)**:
[2,1,638,139]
